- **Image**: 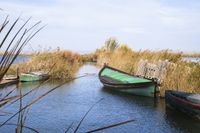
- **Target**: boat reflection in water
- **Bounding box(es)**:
[165,107,200,133]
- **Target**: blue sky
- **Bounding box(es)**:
[0,0,200,53]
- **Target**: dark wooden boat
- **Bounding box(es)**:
[165,90,200,119]
[98,65,157,97]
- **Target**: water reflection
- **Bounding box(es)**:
[101,87,158,107]
[165,107,200,133]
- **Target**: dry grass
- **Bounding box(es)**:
[8,50,82,80]
[81,53,97,62]
[183,53,200,57]
[96,43,200,95]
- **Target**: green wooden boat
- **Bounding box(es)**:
[20,72,49,82]
[98,65,157,97]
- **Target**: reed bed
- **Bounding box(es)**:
[8,50,82,80]
[81,53,97,62]
[183,53,200,57]
[96,39,200,95]
[0,15,45,132]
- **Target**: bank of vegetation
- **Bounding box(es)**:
[8,50,82,80]
[183,53,200,57]
[95,38,200,96]
[81,53,97,62]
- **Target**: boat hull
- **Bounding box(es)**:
[20,73,49,82]
[103,83,156,97]
[165,90,200,119]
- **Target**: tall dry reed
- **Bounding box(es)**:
[8,50,82,80]
[96,39,200,95]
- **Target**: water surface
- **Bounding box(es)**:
[0,65,199,133]
[0,55,30,64]
[182,57,200,63]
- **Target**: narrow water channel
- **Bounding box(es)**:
[0,65,199,133]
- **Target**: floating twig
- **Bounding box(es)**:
[85,119,135,133]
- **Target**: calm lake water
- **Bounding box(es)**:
[182,57,200,63]
[0,65,199,133]
[0,55,30,64]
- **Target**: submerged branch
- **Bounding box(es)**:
[74,98,104,133]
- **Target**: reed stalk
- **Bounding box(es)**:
[0,74,90,127]
[96,39,200,95]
